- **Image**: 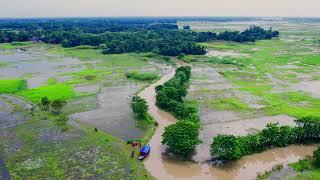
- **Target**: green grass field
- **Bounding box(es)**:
[17,84,75,103]
[195,33,320,118]
[0,79,27,93]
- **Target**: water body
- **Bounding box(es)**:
[140,69,317,180]
[0,155,10,180]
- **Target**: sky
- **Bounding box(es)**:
[1,0,319,18]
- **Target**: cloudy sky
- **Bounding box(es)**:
[1,0,319,18]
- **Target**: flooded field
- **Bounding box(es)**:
[140,69,317,180]
[0,19,320,179]
[142,20,320,180]
[70,84,148,140]
[0,47,85,88]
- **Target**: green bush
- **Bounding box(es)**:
[211,116,320,160]
[314,146,320,166]
[131,96,148,117]
[157,66,201,156]
[162,121,201,157]
[125,71,158,81]
[211,135,243,160]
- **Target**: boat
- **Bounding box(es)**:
[138,145,151,161]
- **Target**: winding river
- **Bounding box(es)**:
[138,69,317,180]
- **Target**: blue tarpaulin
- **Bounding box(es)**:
[140,145,150,154]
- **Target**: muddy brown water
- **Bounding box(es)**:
[139,70,317,180]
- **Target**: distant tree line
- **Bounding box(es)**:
[156,66,201,157]
[211,116,320,161]
[0,19,279,56]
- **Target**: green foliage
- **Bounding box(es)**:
[126,71,158,81]
[290,159,313,172]
[156,66,192,117]
[41,97,50,110]
[210,135,242,160]
[314,146,320,166]
[0,79,26,93]
[157,66,201,156]
[18,84,74,104]
[207,98,251,112]
[162,121,201,157]
[211,116,320,160]
[51,99,67,114]
[131,96,148,117]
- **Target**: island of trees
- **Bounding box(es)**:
[0,19,279,56]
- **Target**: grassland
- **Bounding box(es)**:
[0,79,27,93]
[192,33,320,119]
[17,84,75,104]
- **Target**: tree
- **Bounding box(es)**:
[210,135,243,160]
[131,96,148,117]
[51,99,67,113]
[41,96,51,110]
[162,121,201,157]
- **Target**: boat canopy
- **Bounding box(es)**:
[141,145,150,154]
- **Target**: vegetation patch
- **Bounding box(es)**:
[157,66,201,157]
[0,79,27,93]
[211,116,320,160]
[290,158,313,172]
[126,71,158,81]
[18,84,74,104]
[64,69,112,84]
[206,98,251,112]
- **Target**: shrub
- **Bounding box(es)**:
[210,135,243,160]
[51,99,67,114]
[162,121,201,157]
[211,117,320,160]
[125,71,158,81]
[314,146,320,166]
[131,96,148,117]
[158,66,201,156]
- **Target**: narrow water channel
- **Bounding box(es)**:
[139,69,317,180]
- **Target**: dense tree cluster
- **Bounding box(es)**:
[131,96,148,117]
[211,116,320,160]
[217,26,279,42]
[158,66,201,156]
[0,19,279,56]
